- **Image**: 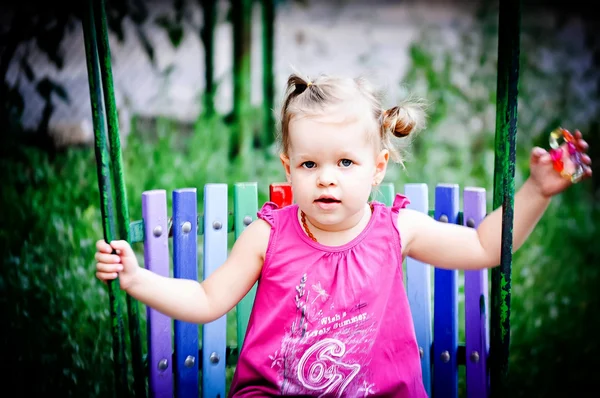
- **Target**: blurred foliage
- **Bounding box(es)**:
[1,1,599,398]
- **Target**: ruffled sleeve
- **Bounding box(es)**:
[391,194,411,214]
[257,201,279,228]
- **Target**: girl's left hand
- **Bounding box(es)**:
[529,129,592,198]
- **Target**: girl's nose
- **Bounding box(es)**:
[317,168,337,186]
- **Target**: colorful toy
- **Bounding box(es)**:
[549,127,585,183]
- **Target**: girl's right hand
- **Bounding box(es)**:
[95,239,140,291]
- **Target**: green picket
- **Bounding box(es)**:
[377,183,395,207]
[233,182,259,351]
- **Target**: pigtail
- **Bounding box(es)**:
[380,100,427,165]
[277,74,318,155]
[381,102,426,138]
[282,75,308,117]
[287,74,311,95]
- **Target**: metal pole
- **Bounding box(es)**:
[490,0,521,395]
[82,1,128,396]
[91,0,146,396]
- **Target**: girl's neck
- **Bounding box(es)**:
[299,203,373,246]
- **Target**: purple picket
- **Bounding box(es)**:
[463,187,489,398]
[142,189,174,398]
[173,188,199,397]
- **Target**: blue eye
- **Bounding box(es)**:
[302,161,316,169]
[339,159,353,167]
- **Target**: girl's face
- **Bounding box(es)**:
[280,113,389,232]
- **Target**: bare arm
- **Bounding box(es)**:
[400,177,550,270]
[96,219,270,324]
[399,138,592,270]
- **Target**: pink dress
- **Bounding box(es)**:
[229,195,427,397]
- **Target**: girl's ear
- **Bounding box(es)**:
[373,149,389,186]
[280,153,292,183]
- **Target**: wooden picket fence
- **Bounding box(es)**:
[128,182,489,398]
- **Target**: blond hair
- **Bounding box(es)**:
[276,73,427,166]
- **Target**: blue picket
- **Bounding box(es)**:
[404,183,433,396]
[433,184,459,398]
[173,189,199,397]
[201,184,228,397]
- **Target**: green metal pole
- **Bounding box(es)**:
[81,2,128,397]
[231,0,253,163]
[200,0,216,116]
[261,0,275,147]
[92,0,146,396]
[491,0,521,395]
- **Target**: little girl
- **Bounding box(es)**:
[95,73,592,397]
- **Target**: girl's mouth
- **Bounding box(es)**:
[315,197,340,203]
[314,197,341,209]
